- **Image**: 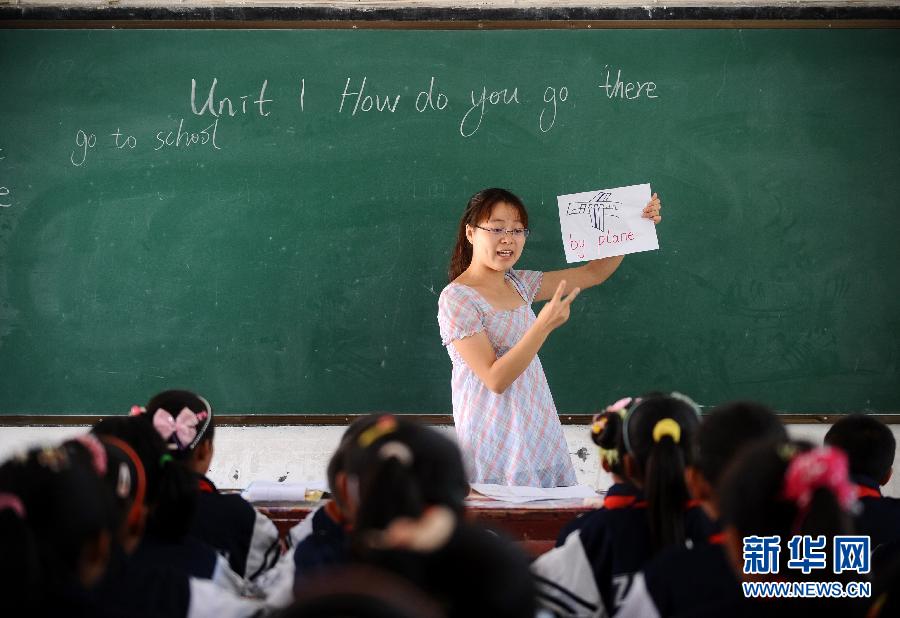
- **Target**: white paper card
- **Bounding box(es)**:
[557,183,659,263]
[240,479,328,502]
[469,483,598,504]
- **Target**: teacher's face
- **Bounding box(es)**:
[466,201,526,272]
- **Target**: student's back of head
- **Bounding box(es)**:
[591,397,629,481]
[719,440,856,575]
[825,413,895,485]
[342,416,533,618]
[694,400,787,493]
[92,415,196,542]
[0,439,113,613]
[622,392,701,550]
[344,416,469,537]
[142,390,215,474]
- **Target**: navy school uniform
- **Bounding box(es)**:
[851,474,900,551]
[193,474,281,580]
[616,528,745,618]
[91,544,191,618]
[293,500,351,578]
[555,482,640,547]
[532,493,714,617]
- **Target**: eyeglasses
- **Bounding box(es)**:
[473,225,530,239]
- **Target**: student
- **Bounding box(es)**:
[91,416,263,618]
[94,434,148,556]
[329,415,536,618]
[617,401,787,617]
[0,440,114,617]
[139,389,281,580]
[438,187,662,487]
[291,414,384,574]
[258,414,384,609]
[531,392,711,617]
[824,414,900,553]
[556,396,638,545]
[717,440,867,618]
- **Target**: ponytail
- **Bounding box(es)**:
[447,188,528,282]
[644,436,690,549]
[622,393,700,552]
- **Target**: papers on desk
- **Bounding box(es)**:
[241,479,329,502]
[469,483,598,504]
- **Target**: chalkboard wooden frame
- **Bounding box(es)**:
[1,4,899,28]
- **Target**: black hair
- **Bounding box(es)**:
[622,392,700,551]
[448,188,529,282]
[824,414,896,483]
[326,415,384,511]
[0,442,111,603]
[591,409,626,477]
[95,435,147,546]
[92,416,197,542]
[719,440,853,577]
[345,417,469,539]
[144,389,215,458]
[694,401,787,489]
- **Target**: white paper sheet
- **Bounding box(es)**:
[469,483,598,504]
[240,479,328,502]
[557,183,659,263]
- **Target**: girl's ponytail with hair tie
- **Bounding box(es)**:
[782,446,857,512]
[0,493,26,519]
[652,418,681,444]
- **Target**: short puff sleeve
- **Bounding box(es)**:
[437,285,485,347]
[509,269,544,304]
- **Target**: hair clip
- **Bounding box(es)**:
[358,415,398,448]
[73,434,108,476]
[0,492,26,519]
[599,447,620,467]
[129,405,145,417]
[159,454,174,468]
[98,435,146,529]
[37,446,68,472]
[378,441,414,466]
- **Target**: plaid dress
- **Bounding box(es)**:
[437,269,577,488]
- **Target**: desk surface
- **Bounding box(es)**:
[257,498,594,556]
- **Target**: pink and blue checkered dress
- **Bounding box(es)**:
[437,269,577,488]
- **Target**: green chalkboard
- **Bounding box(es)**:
[0,27,898,415]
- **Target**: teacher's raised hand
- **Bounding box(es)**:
[536,280,581,333]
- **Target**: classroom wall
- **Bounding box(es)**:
[2,424,898,497]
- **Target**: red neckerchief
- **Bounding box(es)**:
[198,477,216,494]
[856,484,881,499]
[603,496,701,510]
[603,494,638,509]
[324,499,354,532]
[708,532,725,545]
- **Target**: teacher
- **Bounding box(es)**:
[437,188,661,487]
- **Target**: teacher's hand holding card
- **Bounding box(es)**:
[557,183,660,263]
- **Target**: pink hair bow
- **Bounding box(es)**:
[783,446,856,512]
[152,407,207,449]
